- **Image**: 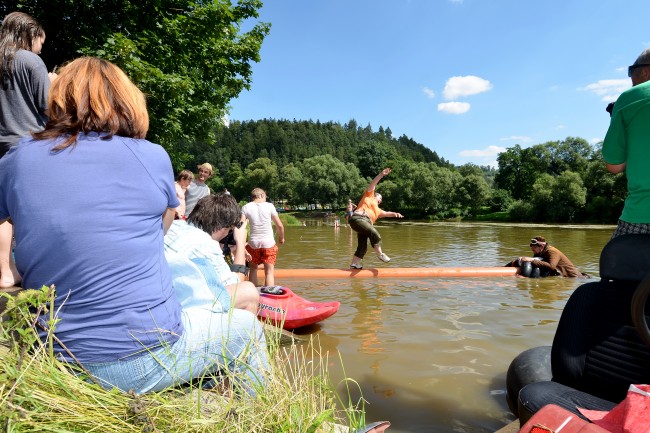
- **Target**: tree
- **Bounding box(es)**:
[530,171,586,222]
[488,189,514,212]
[276,163,304,206]
[235,158,279,200]
[581,159,626,223]
[356,141,397,179]
[2,1,270,167]
[456,174,491,215]
[298,155,362,208]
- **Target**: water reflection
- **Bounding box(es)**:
[280,222,614,433]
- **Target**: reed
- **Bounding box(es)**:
[1,287,365,433]
[278,213,302,226]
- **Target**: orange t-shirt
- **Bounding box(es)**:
[356,190,382,224]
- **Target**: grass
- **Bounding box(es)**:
[1,287,366,433]
[278,213,303,226]
[468,211,511,222]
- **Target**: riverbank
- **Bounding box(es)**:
[0,286,363,432]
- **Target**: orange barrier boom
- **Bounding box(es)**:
[257,267,518,279]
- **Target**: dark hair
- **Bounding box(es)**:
[187,193,241,235]
[0,12,45,82]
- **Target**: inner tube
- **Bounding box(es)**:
[505,346,552,416]
[508,258,550,278]
[632,274,650,348]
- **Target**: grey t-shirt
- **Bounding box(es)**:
[0,49,50,156]
[184,181,210,217]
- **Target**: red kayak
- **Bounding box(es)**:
[257,286,340,330]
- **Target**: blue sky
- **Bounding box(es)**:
[228,0,650,168]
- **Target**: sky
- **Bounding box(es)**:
[228,0,650,168]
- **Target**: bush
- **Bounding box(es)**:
[508,200,536,222]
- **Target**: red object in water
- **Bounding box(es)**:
[257,286,340,330]
[520,404,611,433]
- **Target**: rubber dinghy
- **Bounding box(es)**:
[257,286,340,330]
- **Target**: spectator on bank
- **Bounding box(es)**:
[174,169,194,219]
[184,162,213,217]
[0,11,56,288]
[0,56,267,395]
[242,188,285,287]
[165,193,260,314]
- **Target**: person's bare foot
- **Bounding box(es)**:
[0,264,22,288]
[0,275,21,288]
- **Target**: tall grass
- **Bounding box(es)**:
[1,287,365,433]
[278,213,302,226]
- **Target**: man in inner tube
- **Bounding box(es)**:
[517,236,589,278]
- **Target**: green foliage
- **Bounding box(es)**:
[456,174,491,215]
[488,189,514,212]
[2,0,270,167]
[507,200,536,222]
[0,289,365,433]
[297,155,362,208]
[235,157,279,199]
[278,213,301,226]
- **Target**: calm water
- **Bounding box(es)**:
[273,220,615,433]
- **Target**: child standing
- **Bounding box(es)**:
[242,188,285,287]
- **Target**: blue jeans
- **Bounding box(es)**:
[82,254,268,395]
[83,307,268,395]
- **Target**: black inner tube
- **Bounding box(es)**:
[631,274,650,348]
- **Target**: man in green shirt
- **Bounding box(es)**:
[602,48,650,237]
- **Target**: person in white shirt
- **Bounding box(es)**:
[241,188,285,287]
[184,162,212,217]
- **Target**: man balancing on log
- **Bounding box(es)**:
[348,167,404,270]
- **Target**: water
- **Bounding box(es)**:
[274,220,615,433]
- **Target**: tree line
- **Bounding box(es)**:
[185,119,625,224]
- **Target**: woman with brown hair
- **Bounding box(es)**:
[0,57,268,394]
[0,11,55,288]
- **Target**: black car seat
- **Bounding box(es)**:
[512,234,650,424]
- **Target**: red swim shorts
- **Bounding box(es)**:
[246,244,279,265]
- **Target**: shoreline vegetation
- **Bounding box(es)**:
[1,287,366,433]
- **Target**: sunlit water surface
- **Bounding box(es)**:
[273,221,614,433]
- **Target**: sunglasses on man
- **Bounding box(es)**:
[628,63,650,77]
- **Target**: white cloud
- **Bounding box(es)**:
[579,79,630,102]
[556,124,566,130]
[500,135,532,143]
[422,87,435,99]
[459,145,506,158]
[457,145,505,168]
[590,137,603,144]
[442,75,493,100]
[437,101,471,114]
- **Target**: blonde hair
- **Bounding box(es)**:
[251,188,266,199]
[33,57,149,150]
[197,162,213,175]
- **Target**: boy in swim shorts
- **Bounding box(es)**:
[242,188,285,286]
